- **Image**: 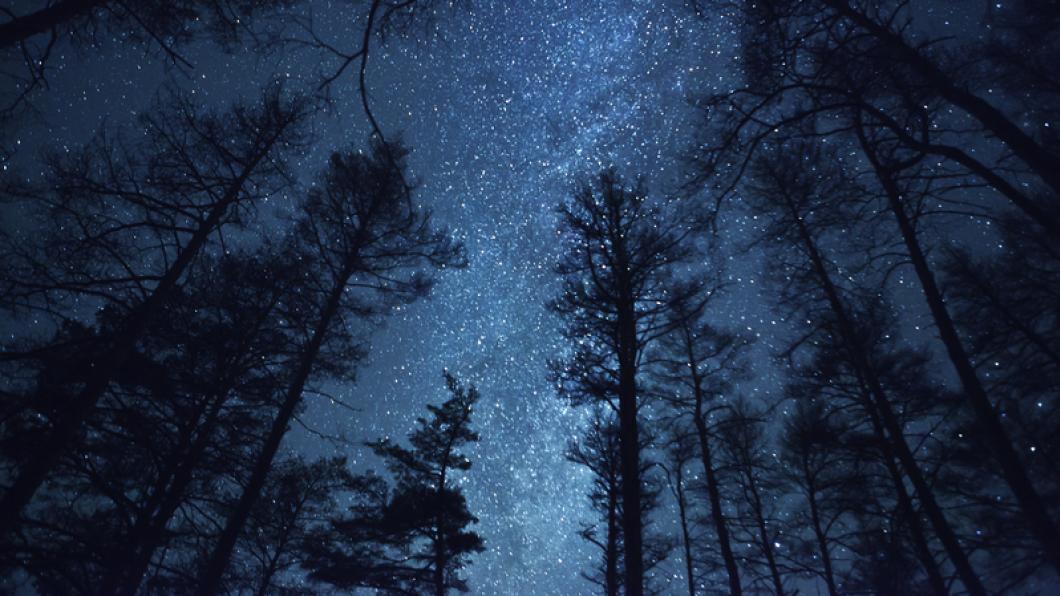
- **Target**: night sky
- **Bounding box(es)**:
[5,1,978,593]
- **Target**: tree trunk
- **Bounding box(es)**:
[613,227,644,596]
[194,265,352,596]
[674,461,696,596]
[616,353,644,596]
[111,293,285,594]
[681,324,742,596]
[859,129,1060,573]
[111,388,233,595]
[803,471,839,596]
[434,532,447,596]
[855,380,950,596]
[0,0,104,48]
[693,414,742,596]
[743,472,785,596]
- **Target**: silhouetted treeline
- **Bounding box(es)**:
[552,1,1059,594]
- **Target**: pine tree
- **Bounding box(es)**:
[302,372,485,595]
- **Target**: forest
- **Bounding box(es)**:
[0,0,1058,594]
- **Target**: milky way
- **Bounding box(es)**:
[7,1,753,593]
[284,2,746,592]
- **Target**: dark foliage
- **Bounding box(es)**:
[301,373,485,595]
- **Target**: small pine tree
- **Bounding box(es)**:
[303,372,485,595]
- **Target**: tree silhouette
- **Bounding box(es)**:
[302,372,484,595]
[550,169,700,596]
[777,399,850,596]
[853,115,1060,570]
[716,399,788,596]
[0,0,296,125]
[649,287,750,596]
[660,423,698,596]
[195,141,464,594]
[0,248,303,593]
[0,85,313,542]
[230,456,357,596]
[738,141,989,594]
[567,408,674,596]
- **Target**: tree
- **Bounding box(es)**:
[567,411,623,596]
[693,0,1060,584]
[0,84,313,540]
[649,288,750,595]
[567,409,674,596]
[696,0,1060,238]
[660,422,698,596]
[717,400,789,596]
[229,456,357,596]
[779,317,954,595]
[737,141,989,594]
[0,249,303,594]
[104,251,299,595]
[550,170,701,596]
[302,372,485,595]
[778,399,850,596]
[941,226,1060,508]
[194,142,464,594]
[853,115,1060,570]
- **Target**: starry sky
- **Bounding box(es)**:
[306,3,745,592]
[6,0,790,593]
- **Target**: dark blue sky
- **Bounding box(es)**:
[313,3,745,592]
[286,2,758,592]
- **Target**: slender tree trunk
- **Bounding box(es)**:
[101,407,210,594]
[673,461,697,596]
[112,293,285,594]
[894,486,950,596]
[112,389,233,595]
[854,379,950,596]
[434,533,447,596]
[113,290,286,589]
[743,473,785,596]
[680,325,742,595]
[786,194,988,595]
[434,465,449,596]
[0,0,104,48]
[693,414,742,596]
[682,322,741,589]
[616,348,644,596]
[195,264,352,595]
[858,129,1060,573]
[612,229,644,596]
[0,142,277,538]
[804,474,839,596]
